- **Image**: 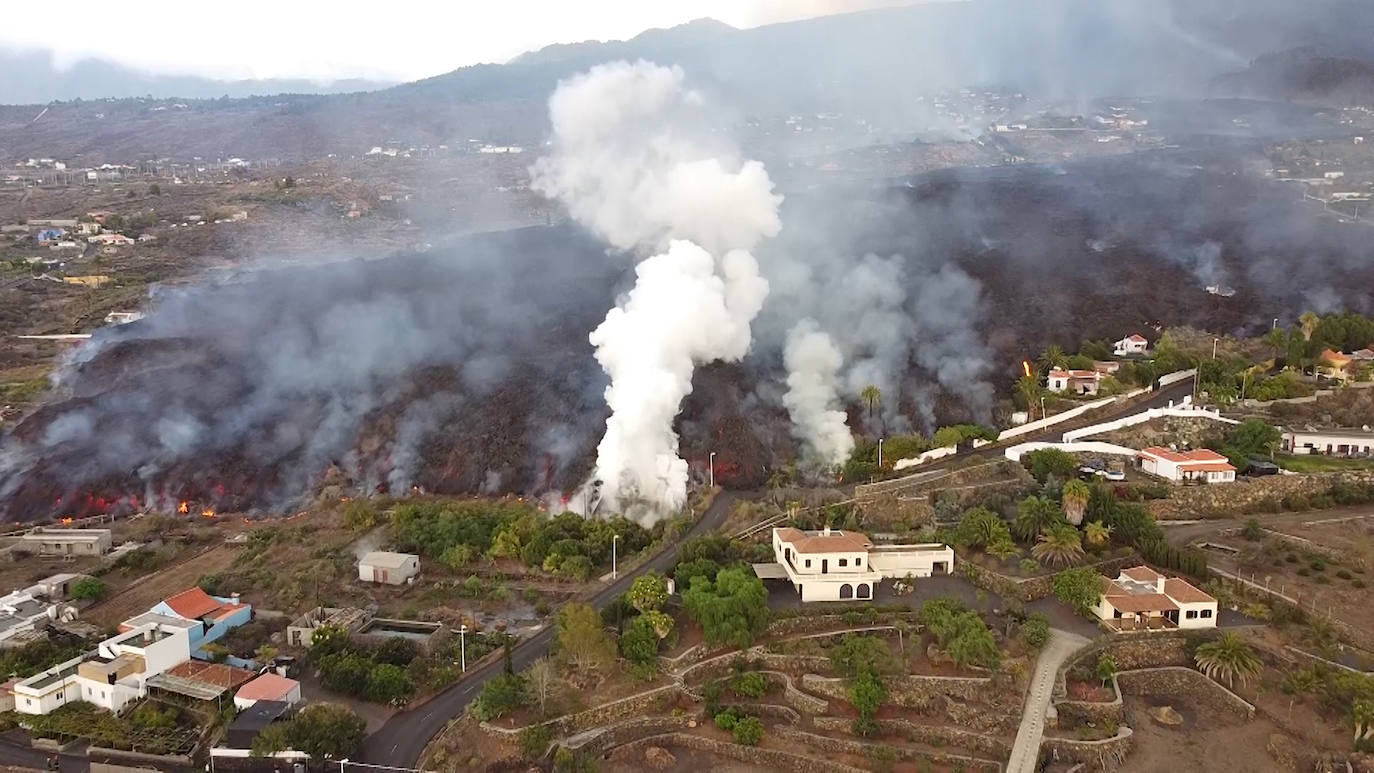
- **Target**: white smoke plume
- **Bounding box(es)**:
[782,320,854,469]
[531,61,782,515]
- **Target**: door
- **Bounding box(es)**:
[821,559,828,574]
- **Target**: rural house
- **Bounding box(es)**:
[358,551,420,585]
[19,528,112,557]
[148,587,252,652]
[1093,566,1217,631]
[234,672,301,710]
[1281,427,1373,456]
[1138,447,1235,483]
[757,527,954,602]
[1046,368,1102,396]
[1113,333,1149,356]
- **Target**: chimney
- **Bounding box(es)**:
[822,526,832,537]
[1155,575,1166,593]
[231,592,241,605]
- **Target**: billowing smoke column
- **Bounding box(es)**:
[531,61,781,514]
[782,319,854,469]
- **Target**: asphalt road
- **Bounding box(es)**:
[358,381,1193,768]
[358,490,740,768]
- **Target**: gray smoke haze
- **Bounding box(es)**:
[781,319,853,469]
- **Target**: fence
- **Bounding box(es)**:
[1210,567,1374,651]
[1060,403,1234,443]
[996,396,1117,442]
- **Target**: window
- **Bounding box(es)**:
[55,692,62,700]
[87,687,92,696]
[856,557,862,566]
[1201,609,1213,618]
[838,558,848,567]
[1185,610,1198,619]
[24,699,31,707]
[804,559,811,568]
[102,691,107,699]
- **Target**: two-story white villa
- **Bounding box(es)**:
[763,527,954,602]
[1093,566,1217,632]
[13,620,193,715]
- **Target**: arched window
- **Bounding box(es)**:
[839,583,854,599]
[857,583,871,599]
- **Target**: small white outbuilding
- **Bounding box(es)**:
[358,551,419,585]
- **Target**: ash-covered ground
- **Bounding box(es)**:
[2,151,1370,520]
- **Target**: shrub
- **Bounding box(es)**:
[732,715,764,745]
[471,673,529,721]
[1338,569,1353,580]
[1021,614,1050,650]
[714,709,739,731]
[1354,579,1367,589]
[730,671,769,699]
[71,577,108,601]
[519,725,553,760]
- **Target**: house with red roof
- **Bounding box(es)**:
[234,672,302,710]
[762,527,954,602]
[1093,565,1217,631]
[1046,368,1102,396]
[148,587,252,653]
[1138,447,1235,483]
[1113,333,1149,357]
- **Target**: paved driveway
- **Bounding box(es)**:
[1006,628,1091,773]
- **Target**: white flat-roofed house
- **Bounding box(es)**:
[767,527,953,602]
[1046,368,1102,396]
[20,528,113,556]
[1113,334,1149,357]
[1139,447,1235,483]
[1281,427,1374,457]
[14,620,192,715]
[358,551,419,585]
[1093,565,1217,632]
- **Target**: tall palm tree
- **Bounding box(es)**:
[1299,310,1320,341]
[1031,524,1084,568]
[1061,479,1091,526]
[1194,633,1261,688]
[1084,520,1113,547]
[1263,327,1287,362]
[860,384,882,424]
[1017,375,1043,418]
[1013,496,1063,541]
[1354,699,1374,747]
[1039,344,1068,372]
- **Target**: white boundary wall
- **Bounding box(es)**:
[893,445,957,471]
[1158,368,1196,386]
[1003,441,1139,462]
[1061,400,1233,443]
[997,396,1116,442]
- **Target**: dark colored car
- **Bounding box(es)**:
[1246,459,1280,476]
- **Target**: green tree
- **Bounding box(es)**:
[1084,520,1112,548]
[953,507,1011,550]
[519,725,553,760]
[366,663,414,704]
[861,384,882,424]
[147,183,161,195]
[730,671,769,698]
[1032,524,1085,568]
[1242,518,1264,541]
[250,722,292,757]
[283,703,366,759]
[1226,419,1281,460]
[440,543,475,570]
[619,615,661,666]
[70,577,107,601]
[556,603,615,674]
[682,567,769,649]
[627,573,669,613]
[1299,311,1321,340]
[733,715,764,745]
[471,673,529,721]
[1039,344,1068,371]
[1194,633,1262,688]
[1017,374,1044,417]
[1021,613,1049,650]
[1353,699,1374,748]
[830,634,898,677]
[1263,326,1287,361]
[1053,567,1104,616]
[1023,448,1077,485]
[1096,654,1117,687]
[1061,479,1091,527]
[1013,496,1064,541]
[850,668,887,736]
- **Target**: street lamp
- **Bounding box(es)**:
[708,451,716,489]
[1040,396,1046,421]
[612,534,620,580]
[877,438,884,468]
[458,626,469,675]
[1212,337,1219,360]
[1272,317,1279,330]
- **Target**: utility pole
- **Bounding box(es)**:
[877,438,884,469]
[708,451,716,489]
[1212,337,1218,360]
[612,534,620,580]
[458,624,467,672]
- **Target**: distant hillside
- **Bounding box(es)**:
[1211,48,1374,103]
[0,48,392,104]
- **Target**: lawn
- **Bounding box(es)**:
[1274,454,1374,473]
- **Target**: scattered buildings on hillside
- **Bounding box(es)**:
[1113,333,1149,356]
[287,606,370,647]
[19,528,113,557]
[1281,427,1374,456]
[1093,565,1217,631]
[758,527,954,602]
[358,551,419,585]
[0,590,77,646]
[1047,368,1102,396]
[1138,447,1235,483]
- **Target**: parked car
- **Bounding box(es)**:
[1246,459,1280,476]
[1101,468,1126,481]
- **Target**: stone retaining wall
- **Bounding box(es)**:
[812,716,1012,758]
[1054,696,1124,729]
[1148,470,1374,520]
[613,732,867,773]
[1114,667,1254,720]
[774,725,1002,772]
[567,715,694,756]
[482,684,685,738]
[763,610,918,638]
[962,555,1139,602]
[784,675,830,714]
[1039,726,1133,770]
[802,672,993,704]
[753,652,834,672]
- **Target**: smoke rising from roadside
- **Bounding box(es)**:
[782,319,853,469]
[531,61,781,515]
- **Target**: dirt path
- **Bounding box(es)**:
[1006,628,1090,773]
[84,543,243,627]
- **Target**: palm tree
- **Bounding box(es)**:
[1281,668,1322,716]
[1299,310,1320,341]
[1017,375,1043,418]
[1194,633,1262,688]
[1013,496,1063,541]
[1354,699,1374,747]
[1263,326,1287,362]
[987,539,1020,562]
[1061,479,1091,526]
[1084,520,1113,547]
[860,384,882,424]
[1039,344,1068,372]
[1031,524,1084,568]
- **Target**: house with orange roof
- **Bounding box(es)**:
[1093,565,1217,631]
[762,527,954,602]
[1318,349,1355,381]
[1113,333,1149,357]
[1138,446,1235,483]
[1046,368,1102,396]
[234,672,302,710]
[148,587,252,653]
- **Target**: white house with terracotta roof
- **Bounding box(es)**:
[149,587,252,653]
[234,672,302,710]
[1093,566,1217,631]
[1113,334,1149,357]
[1138,447,1235,483]
[1046,368,1102,396]
[763,527,954,602]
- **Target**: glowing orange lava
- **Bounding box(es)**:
[1022,360,1032,378]
[177,501,189,514]
[201,509,216,518]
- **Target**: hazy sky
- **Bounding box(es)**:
[0,1,921,83]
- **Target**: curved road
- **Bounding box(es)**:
[359,491,739,768]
